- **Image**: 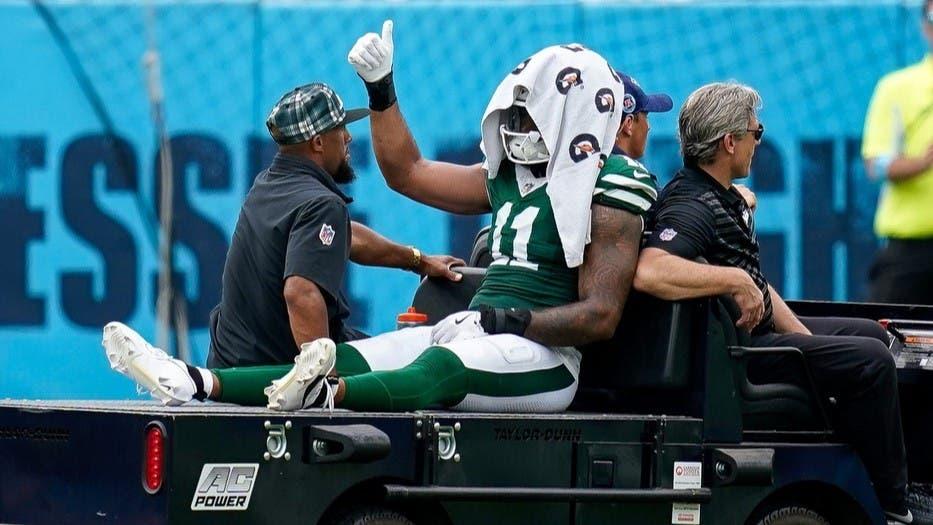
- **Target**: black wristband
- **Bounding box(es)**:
[363,71,397,111]
[479,305,532,337]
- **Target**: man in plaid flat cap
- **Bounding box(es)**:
[102,82,464,406]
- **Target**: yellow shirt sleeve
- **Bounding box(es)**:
[862,75,902,159]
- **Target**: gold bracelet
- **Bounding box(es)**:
[408,246,422,271]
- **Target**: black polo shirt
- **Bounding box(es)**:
[207,153,354,368]
[645,164,774,334]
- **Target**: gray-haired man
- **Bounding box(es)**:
[634,82,911,523]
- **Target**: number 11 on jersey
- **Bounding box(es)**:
[490,202,540,271]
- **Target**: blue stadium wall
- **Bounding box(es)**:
[0,1,926,398]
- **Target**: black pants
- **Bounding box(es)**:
[749,316,908,511]
[870,238,933,305]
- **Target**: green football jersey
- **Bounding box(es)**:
[592,154,658,218]
[471,155,658,310]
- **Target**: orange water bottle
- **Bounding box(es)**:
[397,307,428,330]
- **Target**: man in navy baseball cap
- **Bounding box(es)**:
[620,73,673,115]
[614,72,673,159]
[591,72,672,223]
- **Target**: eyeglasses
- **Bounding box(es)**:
[711,123,765,145]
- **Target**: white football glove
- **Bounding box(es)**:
[431,311,487,345]
[347,20,394,83]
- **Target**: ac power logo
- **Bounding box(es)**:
[191,463,259,511]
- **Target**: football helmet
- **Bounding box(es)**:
[499,88,549,165]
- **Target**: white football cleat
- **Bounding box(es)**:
[265,338,337,411]
[102,321,195,406]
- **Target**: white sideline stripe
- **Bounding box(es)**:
[601,174,658,198]
[453,382,578,412]
[601,189,652,210]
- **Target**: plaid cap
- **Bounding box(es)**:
[266,82,369,145]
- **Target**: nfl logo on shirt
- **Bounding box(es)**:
[660,228,678,241]
[319,224,335,246]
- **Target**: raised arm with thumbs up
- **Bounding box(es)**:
[348,20,396,111]
[344,19,489,214]
[348,20,394,83]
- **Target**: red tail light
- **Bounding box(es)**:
[143,422,166,494]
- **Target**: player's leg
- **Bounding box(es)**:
[206,325,383,404]
[105,321,431,406]
[338,326,434,372]
[210,331,432,405]
[448,336,579,412]
[336,335,579,413]
[264,327,434,409]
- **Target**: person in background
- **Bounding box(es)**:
[861,0,933,306]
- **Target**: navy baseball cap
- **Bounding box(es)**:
[266,82,369,145]
[616,72,673,115]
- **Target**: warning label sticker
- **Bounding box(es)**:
[672,502,701,524]
[672,461,702,524]
[673,461,702,490]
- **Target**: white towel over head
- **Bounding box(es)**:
[480,44,624,268]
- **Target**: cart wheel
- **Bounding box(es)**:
[754,505,830,525]
[333,506,415,525]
